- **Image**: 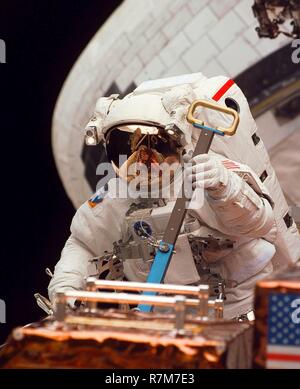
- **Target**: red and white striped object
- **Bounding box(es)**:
[222,159,240,170]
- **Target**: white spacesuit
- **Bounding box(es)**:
[48,73,300,319]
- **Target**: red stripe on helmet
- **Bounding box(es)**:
[212,79,235,102]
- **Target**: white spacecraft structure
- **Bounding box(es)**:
[51,0,300,225]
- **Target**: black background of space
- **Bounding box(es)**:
[0,0,122,344]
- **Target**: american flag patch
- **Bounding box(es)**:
[222,159,240,170]
[267,293,300,369]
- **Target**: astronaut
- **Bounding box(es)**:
[48,73,300,320]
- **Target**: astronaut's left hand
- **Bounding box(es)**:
[185,154,230,193]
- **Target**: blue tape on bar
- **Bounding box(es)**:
[193,122,225,136]
[138,243,174,312]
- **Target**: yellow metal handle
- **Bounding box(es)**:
[186,99,240,136]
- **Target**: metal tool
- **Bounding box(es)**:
[138,98,239,312]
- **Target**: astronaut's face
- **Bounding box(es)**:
[105,126,181,193]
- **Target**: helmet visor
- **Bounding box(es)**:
[105,125,182,187]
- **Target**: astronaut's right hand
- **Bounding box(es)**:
[185,154,229,192]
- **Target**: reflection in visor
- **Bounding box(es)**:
[105,125,182,189]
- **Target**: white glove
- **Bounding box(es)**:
[185,154,230,193]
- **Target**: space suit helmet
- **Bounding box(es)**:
[83,83,193,192]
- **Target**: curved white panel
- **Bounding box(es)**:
[52,0,292,208]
